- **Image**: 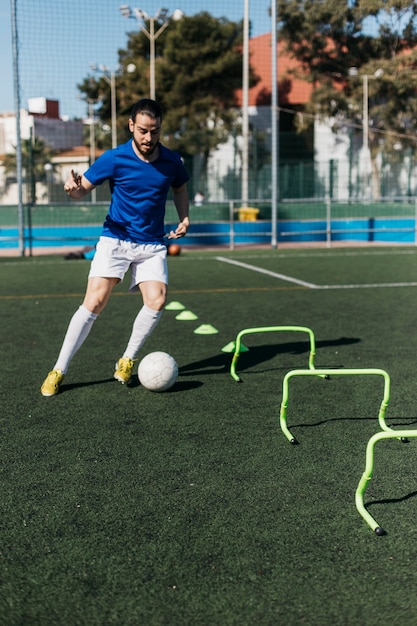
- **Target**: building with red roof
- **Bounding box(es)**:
[235,32,313,108]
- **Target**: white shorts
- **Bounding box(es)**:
[89,236,168,292]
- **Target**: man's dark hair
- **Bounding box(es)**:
[130,98,163,122]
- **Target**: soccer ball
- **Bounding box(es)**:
[168,243,181,256]
[138,351,178,392]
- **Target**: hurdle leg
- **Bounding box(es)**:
[355,430,417,535]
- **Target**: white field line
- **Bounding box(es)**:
[318,282,417,289]
[216,256,417,290]
[216,256,319,288]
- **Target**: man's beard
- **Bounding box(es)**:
[134,138,158,158]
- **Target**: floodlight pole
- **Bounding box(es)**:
[110,70,117,147]
[348,67,383,157]
[139,14,170,100]
[11,0,25,255]
[241,0,249,208]
[270,0,278,248]
[119,7,183,100]
[87,99,97,203]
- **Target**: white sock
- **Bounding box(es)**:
[123,305,162,360]
[54,305,98,373]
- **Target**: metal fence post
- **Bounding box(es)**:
[415,198,417,246]
[326,197,332,248]
[229,200,235,250]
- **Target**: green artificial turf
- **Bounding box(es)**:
[1,246,417,625]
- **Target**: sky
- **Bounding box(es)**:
[1,0,389,120]
[1,0,274,118]
[1,1,14,113]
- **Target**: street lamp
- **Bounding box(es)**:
[119,6,183,100]
[84,98,98,203]
[349,67,383,155]
[91,63,117,148]
[270,0,278,249]
[241,0,249,209]
[44,163,53,203]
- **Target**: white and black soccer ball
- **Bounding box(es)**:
[138,351,178,392]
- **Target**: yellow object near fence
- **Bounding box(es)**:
[238,207,259,221]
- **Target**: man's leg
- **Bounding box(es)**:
[41,277,117,396]
[114,280,166,384]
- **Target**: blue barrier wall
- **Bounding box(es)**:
[1,218,416,250]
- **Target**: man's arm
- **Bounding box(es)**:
[64,169,95,200]
[168,183,190,239]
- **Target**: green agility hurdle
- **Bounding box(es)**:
[279,368,394,445]
[230,326,319,382]
[356,430,417,536]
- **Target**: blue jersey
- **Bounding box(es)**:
[84,140,189,244]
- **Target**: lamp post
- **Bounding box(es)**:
[349,67,383,154]
[241,0,249,209]
[44,163,53,203]
[348,67,383,197]
[91,64,117,148]
[270,0,278,249]
[87,99,97,202]
[362,73,369,154]
[119,6,183,100]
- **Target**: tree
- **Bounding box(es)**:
[79,12,259,184]
[3,135,56,203]
[277,0,417,194]
[158,14,249,153]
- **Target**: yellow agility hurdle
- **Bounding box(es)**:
[279,368,394,445]
[278,368,415,535]
[230,326,320,382]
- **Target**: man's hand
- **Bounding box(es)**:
[63,170,94,199]
[64,170,82,196]
[167,219,189,239]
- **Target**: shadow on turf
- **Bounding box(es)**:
[56,377,115,394]
[366,489,417,508]
[56,337,360,392]
[59,377,202,394]
[179,336,361,376]
[287,411,417,433]
[128,378,203,392]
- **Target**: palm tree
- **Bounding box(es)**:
[3,135,56,203]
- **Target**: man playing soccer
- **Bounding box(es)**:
[41,98,190,396]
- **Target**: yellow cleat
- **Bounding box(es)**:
[41,369,64,397]
[114,357,135,384]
